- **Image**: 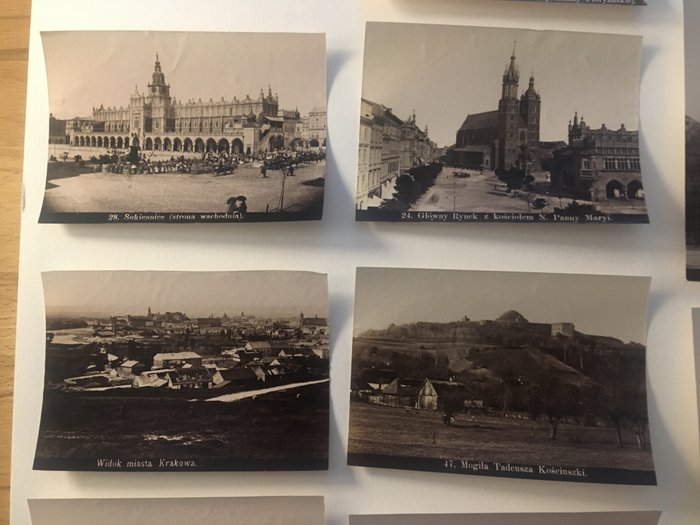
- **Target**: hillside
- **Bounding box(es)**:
[353,312,645,393]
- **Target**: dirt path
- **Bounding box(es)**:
[205,378,329,403]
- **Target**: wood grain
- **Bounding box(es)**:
[0,1,31,525]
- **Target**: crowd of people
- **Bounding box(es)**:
[88,148,326,177]
[103,151,239,175]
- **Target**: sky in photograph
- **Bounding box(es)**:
[43,271,328,319]
[42,31,326,119]
[362,23,641,147]
[686,0,700,120]
[354,268,650,344]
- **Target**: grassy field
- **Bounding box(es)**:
[348,401,654,471]
[35,382,328,465]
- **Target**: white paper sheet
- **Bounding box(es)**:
[11,0,700,524]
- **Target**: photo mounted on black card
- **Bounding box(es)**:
[40,31,327,223]
[34,271,329,471]
[356,23,646,224]
[348,268,655,485]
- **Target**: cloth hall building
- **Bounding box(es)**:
[59,55,307,156]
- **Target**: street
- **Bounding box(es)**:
[410,167,648,216]
[42,162,325,214]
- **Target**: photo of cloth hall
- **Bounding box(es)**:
[40,31,327,223]
[356,23,646,223]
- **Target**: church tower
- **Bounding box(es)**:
[146,53,173,134]
[520,74,541,168]
[497,44,521,174]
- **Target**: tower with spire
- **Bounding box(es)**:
[495,43,541,174]
[520,73,541,168]
[497,43,522,173]
[146,53,173,135]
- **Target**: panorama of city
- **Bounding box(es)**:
[36,305,330,470]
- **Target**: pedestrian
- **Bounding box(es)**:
[227,195,247,215]
[288,163,295,177]
[260,162,267,178]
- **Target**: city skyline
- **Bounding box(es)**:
[354,268,650,344]
[43,271,328,319]
[362,23,641,148]
[42,31,326,119]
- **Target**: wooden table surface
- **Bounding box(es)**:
[0,1,31,524]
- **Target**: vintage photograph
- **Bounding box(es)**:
[686,0,700,279]
[356,23,646,223]
[40,31,327,223]
[510,0,646,5]
[29,497,325,525]
[693,309,700,442]
[350,512,661,525]
[34,271,329,471]
[348,268,655,485]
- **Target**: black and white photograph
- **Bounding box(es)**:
[29,497,325,525]
[34,271,329,471]
[40,31,327,223]
[686,0,700,279]
[348,268,655,485]
[356,23,646,224]
[693,309,700,443]
[350,512,661,525]
[509,0,647,5]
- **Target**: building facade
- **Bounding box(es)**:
[551,113,643,202]
[450,48,541,174]
[357,98,402,209]
[356,99,436,209]
[400,111,436,171]
[60,55,308,156]
[307,106,327,145]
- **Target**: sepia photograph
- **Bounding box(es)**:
[356,23,646,224]
[40,31,327,223]
[348,268,655,485]
[29,497,325,525]
[693,309,700,444]
[509,0,647,5]
[350,511,661,525]
[686,0,700,279]
[34,271,329,471]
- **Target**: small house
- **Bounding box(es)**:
[377,378,424,408]
[115,360,146,378]
[152,351,202,369]
[132,368,176,388]
[416,379,471,411]
[245,341,275,357]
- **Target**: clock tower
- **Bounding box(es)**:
[147,53,173,134]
